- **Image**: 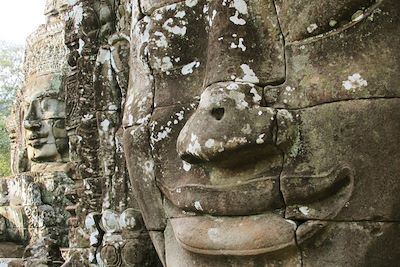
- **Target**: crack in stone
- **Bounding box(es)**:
[295,219,400,223]
[272,0,288,87]
[142,0,188,16]
[275,96,400,111]
[271,1,304,265]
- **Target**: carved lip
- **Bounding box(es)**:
[162,166,353,217]
[171,214,296,256]
[159,176,284,216]
[27,133,49,147]
[166,166,353,255]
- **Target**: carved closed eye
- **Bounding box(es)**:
[276,0,381,44]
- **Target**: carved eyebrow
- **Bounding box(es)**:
[289,0,383,46]
[30,91,62,100]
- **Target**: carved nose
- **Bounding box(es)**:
[177,82,277,165]
[23,101,42,130]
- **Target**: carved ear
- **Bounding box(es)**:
[17,147,29,173]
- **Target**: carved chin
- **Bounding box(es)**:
[28,144,59,162]
[168,166,353,256]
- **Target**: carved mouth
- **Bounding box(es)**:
[27,133,49,147]
[171,213,297,256]
[168,165,354,256]
[159,176,284,216]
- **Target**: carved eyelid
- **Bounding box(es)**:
[288,0,383,46]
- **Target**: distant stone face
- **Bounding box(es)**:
[123,0,400,266]
[22,80,68,166]
[1,1,72,265]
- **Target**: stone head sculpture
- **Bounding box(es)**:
[14,4,69,173]
[123,0,400,266]
[44,0,68,22]
[22,74,68,166]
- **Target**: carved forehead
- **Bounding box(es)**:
[137,0,398,109]
[141,0,376,15]
[23,73,63,102]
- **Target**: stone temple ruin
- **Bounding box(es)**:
[2,0,400,266]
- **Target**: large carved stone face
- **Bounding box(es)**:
[23,75,67,164]
[124,0,400,265]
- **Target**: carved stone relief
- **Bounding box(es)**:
[2,0,399,266]
[123,0,400,266]
[62,0,160,265]
[0,2,73,265]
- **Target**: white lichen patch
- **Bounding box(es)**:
[100,119,111,132]
[150,109,189,145]
[78,39,85,55]
[182,161,192,172]
[285,86,296,92]
[230,0,248,14]
[151,126,172,143]
[128,114,134,125]
[187,133,202,156]
[205,138,216,148]
[230,11,246,25]
[329,19,337,27]
[154,56,174,72]
[108,104,118,111]
[250,87,262,103]
[230,38,246,51]
[342,73,368,90]
[229,91,249,110]
[181,61,201,75]
[154,31,168,48]
[299,206,310,216]
[352,10,364,22]
[368,8,383,22]
[203,4,209,14]
[194,201,204,211]
[256,133,265,144]
[82,114,94,122]
[285,219,298,230]
[186,0,198,7]
[155,13,163,21]
[73,3,84,30]
[226,137,248,146]
[175,10,186,18]
[241,124,252,135]
[96,48,111,65]
[144,160,155,175]
[236,64,259,83]
[226,82,239,90]
[307,23,318,33]
[136,114,151,125]
[208,228,220,242]
[165,3,177,11]
[229,0,248,25]
[163,18,187,36]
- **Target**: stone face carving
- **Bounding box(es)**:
[123,0,400,266]
[22,77,68,170]
[4,0,399,265]
[0,2,73,266]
